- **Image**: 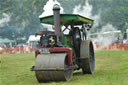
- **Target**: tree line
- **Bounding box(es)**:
[0,0,128,42]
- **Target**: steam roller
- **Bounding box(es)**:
[31,4,95,82]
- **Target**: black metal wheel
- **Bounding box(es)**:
[80,40,95,74]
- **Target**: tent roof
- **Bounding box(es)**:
[28,35,40,42]
[0,38,16,43]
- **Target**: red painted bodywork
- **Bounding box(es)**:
[35,47,72,66]
[35,50,39,57]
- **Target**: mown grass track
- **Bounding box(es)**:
[0,51,128,85]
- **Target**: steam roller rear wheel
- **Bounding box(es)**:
[80,40,95,74]
[35,53,72,82]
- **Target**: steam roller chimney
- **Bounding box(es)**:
[53,4,61,36]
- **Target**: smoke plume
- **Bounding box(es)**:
[95,24,119,48]
[39,0,64,31]
[39,0,64,18]
[72,0,120,49]
[0,13,11,27]
[73,0,100,28]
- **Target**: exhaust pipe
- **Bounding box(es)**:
[53,4,61,36]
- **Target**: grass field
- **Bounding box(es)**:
[0,51,128,85]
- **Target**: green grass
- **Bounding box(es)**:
[0,51,128,85]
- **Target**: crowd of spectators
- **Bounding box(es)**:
[0,43,35,54]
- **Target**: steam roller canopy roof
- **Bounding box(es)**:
[40,14,93,25]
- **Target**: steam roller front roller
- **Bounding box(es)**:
[35,53,72,82]
[80,40,95,74]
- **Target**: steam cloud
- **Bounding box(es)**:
[95,24,119,48]
[39,0,64,31]
[73,0,100,28]
[73,0,119,48]
[39,0,64,18]
[0,13,10,27]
